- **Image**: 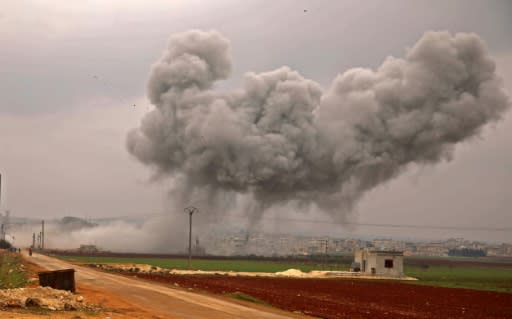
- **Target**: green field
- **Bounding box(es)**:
[405,264,512,293]
[0,252,28,289]
[56,255,512,293]
[57,255,349,272]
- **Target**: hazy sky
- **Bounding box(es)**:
[1,0,511,243]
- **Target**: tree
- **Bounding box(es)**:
[448,248,486,257]
[0,239,13,249]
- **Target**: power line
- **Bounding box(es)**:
[344,222,512,232]
[81,212,511,232]
[246,217,512,232]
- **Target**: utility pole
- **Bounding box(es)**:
[184,206,198,269]
[41,220,45,250]
[32,233,36,248]
[317,239,328,255]
[0,174,8,245]
[3,211,9,242]
[0,173,3,241]
[0,211,8,242]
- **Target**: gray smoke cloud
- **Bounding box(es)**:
[127,30,510,221]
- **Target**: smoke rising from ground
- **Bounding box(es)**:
[11,215,192,253]
[127,30,510,221]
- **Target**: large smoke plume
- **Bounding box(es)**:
[127,30,509,221]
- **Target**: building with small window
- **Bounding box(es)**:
[353,248,404,277]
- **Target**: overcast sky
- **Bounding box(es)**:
[1,0,511,243]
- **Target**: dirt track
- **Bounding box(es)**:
[23,252,306,319]
[125,273,512,319]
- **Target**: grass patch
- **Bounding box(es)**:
[226,291,270,306]
[405,264,512,293]
[56,255,349,273]
[0,252,28,289]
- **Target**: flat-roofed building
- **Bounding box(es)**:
[353,248,404,277]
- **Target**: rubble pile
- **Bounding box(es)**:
[0,286,96,311]
[90,263,167,274]
[275,269,309,277]
[89,263,418,281]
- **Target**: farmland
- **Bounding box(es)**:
[56,255,350,273]
[32,252,512,318]
[124,272,512,319]
[54,253,512,293]
[406,264,512,293]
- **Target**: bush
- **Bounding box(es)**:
[448,248,486,257]
[0,239,13,249]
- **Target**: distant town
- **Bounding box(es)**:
[199,232,512,258]
[3,214,512,257]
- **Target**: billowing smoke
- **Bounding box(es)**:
[127,30,509,221]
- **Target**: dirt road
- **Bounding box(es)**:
[25,252,305,319]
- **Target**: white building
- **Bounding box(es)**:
[353,248,404,277]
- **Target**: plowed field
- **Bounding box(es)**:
[125,273,512,319]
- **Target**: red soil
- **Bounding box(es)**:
[125,273,512,319]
